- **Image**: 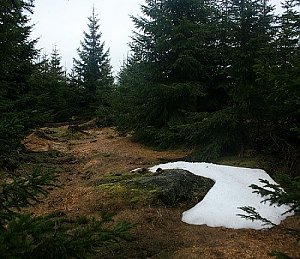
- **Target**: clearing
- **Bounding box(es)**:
[23,125,300,258]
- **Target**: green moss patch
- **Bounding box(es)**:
[97,172,160,208]
[97,169,214,208]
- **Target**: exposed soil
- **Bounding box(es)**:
[23,126,300,259]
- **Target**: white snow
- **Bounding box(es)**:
[130,167,142,173]
[149,162,293,230]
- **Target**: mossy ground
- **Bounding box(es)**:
[96,171,163,210]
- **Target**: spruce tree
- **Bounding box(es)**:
[121,1,220,123]
[222,0,276,153]
[130,0,221,83]
[0,3,133,257]
[0,0,37,163]
[117,0,237,152]
[28,47,74,122]
[117,0,294,160]
[0,0,37,99]
[264,0,300,172]
[73,8,113,106]
[49,46,65,78]
[272,0,300,124]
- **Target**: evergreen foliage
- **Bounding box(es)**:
[0,213,132,259]
[238,174,300,258]
[1,0,299,255]
[0,0,37,99]
[269,251,294,259]
[116,0,300,169]
[0,2,132,257]
[72,8,114,115]
[237,206,277,227]
[0,167,133,258]
[239,175,300,223]
[0,0,37,164]
[29,49,84,122]
[0,167,58,225]
[49,46,65,77]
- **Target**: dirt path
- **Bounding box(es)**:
[24,126,300,259]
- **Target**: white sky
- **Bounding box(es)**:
[31,0,145,74]
[31,0,283,74]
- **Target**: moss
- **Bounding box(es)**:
[97,180,160,207]
[97,169,214,208]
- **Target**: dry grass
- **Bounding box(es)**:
[23,126,300,259]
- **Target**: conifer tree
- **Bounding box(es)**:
[49,46,66,78]
[262,0,300,172]
[73,8,113,104]
[120,0,222,127]
[28,47,73,122]
[0,4,133,257]
[0,0,37,99]
[117,0,237,151]
[130,0,221,83]
[271,0,300,122]
[221,0,276,153]
[0,0,37,162]
[117,0,291,160]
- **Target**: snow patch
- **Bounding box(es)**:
[130,167,142,173]
[149,162,293,230]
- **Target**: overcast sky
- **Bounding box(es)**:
[31,0,284,74]
[31,0,145,74]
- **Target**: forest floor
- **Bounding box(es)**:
[22,125,300,259]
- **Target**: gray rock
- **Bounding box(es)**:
[126,169,215,206]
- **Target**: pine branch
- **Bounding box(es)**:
[0,167,59,224]
[0,213,134,258]
[251,176,300,214]
[237,206,277,227]
[238,175,300,233]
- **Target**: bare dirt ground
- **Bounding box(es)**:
[23,126,300,259]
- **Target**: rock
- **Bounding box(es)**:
[137,168,149,174]
[126,169,215,206]
[155,168,163,174]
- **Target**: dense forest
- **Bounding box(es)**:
[117,0,300,170]
[0,0,299,258]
